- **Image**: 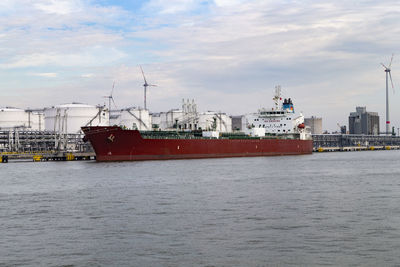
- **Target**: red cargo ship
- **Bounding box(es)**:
[82,88,313,161]
[82,126,313,162]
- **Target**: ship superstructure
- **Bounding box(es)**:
[244,86,306,137]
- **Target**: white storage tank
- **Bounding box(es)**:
[0,107,46,130]
[110,107,152,131]
[158,109,185,130]
[198,111,232,132]
[0,107,29,129]
[151,113,161,130]
[26,110,45,131]
[44,103,108,133]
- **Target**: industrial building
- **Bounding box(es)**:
[348,107,379,135]
[304,116,322,134]
[151,99,198,131]
[151,99,232,132]
[152,110,232,132]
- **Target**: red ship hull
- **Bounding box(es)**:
[82,126,313,162]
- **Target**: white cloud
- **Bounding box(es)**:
[81,73,94,78]
[0,47,127,69]
[144,0,202,14]
[127,0,400,130]
[34,0,83,15]
[30,72,58,77]
[213,0,246,7]
[2,0,400,130]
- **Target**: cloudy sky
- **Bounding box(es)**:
[1,0,400,131]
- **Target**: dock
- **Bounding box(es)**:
[0,152,95,163]
[313,145,400,152]
[0,129,95,163]
[313,134,400,152]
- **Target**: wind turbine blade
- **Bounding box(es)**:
[389,71,395,93]
[111,96,118,109]
[111,81,115,95]
[149,84,157,87]
[381,63,388,69]
[389,53,394,68]
[140,65,148,84]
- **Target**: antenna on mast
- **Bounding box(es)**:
[273,85,282,110]
[381,54,395,135]
[140,66,157,110]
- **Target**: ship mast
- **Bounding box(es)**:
[272,85,282,110]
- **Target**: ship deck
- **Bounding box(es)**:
[139,131,301,140]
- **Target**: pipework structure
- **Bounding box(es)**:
[0,128,91,153]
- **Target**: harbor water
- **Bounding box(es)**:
[1,151,400,266]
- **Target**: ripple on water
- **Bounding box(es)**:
[1,151,400,266]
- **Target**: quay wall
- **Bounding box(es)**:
[313,134,400,152]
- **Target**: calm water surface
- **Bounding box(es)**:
[1,151,400,266]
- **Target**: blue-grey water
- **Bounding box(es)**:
[1,150,400,266]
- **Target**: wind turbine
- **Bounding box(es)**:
[381,54,395,135]
[103,81,117,125]
[140,66,157,110]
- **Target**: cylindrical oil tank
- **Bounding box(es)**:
[0,107,29,128]
[159,109,185,130]
[110,108,151,131]
[198,111,232,132]
[26,111,45,131]
[44,103,109,133]
[304,116,322,134]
